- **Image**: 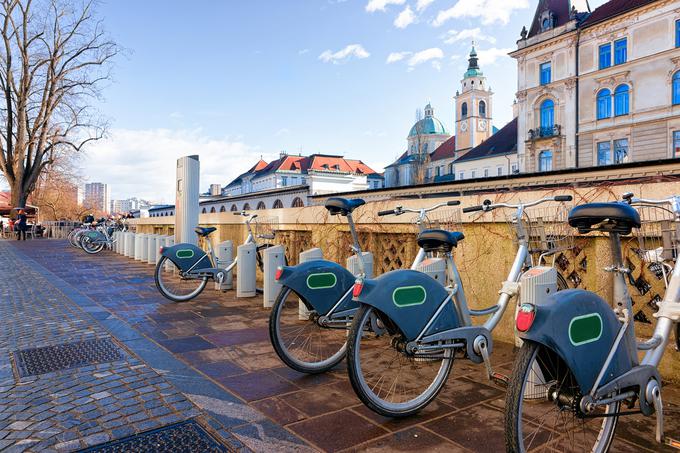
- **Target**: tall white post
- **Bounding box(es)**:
[236,242,257,298]
[175,155,200,246]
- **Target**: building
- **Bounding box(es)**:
[84,182,110,214]
[454,118,520,179]
[512,0,680,172]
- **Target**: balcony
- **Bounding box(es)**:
[528,125,561,141]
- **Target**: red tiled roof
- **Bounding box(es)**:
[581,0,657,28]
[430,136,456,162]
[249,159,268,172]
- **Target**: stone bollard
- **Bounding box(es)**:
[263,245,286,308]
[298,248,323,320]
[126,232,135,258]
[236,242,256,298]
[134,234,145,261]
[147,234,158,265]
[140,234,150,262]
[214,240,233,291]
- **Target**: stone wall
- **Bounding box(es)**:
[133,181,680,381]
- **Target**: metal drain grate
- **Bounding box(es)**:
[12,338,124,377]
[79,420,229,452]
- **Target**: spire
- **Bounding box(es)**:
[424,102,433,118]
[463,42,483,79]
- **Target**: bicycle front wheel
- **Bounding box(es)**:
[269,286,347,374]
[347,305,453,417]
[504,341,619,452]
[154,256,207,302]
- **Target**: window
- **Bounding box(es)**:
[448,163,455,174]
[220,206,226,212]
[435,166,441,177]
[301,177,306,185]
[461,102,468,118]
[281,176,288,186]
[673,72,680,105]
[201,208,206,214]
[210,207,216,213]
[230,204,238,211]
[511,163,519,173]
[459,171,464,180]
[597,89,612,119]
[273,199,283,209]
[676,20,680,47]
[674,131,680,157]
[538,150,552,172]
[479,100,486,117]
[540,99,554,129]
[256,201,266,210]
[540,62,551,85]
[483,168,489,177]
[614,39,627,65]
[614,139,628,164]
[614,84,629,116]
[243,203,250,210]
[497,166,503,176]
[597,141,612,166]
[292,197,304,207]
[423,143,428,153]
[470,170,476,178]
[599,43,611,69]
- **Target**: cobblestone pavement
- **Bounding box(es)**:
[5,239,680,452]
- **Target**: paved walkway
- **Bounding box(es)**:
[1,239,679,452]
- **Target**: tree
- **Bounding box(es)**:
[411,108,431,186]
[0,0,117,211]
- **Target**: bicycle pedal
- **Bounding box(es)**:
[490,371,510,387]
[665,437,680,450]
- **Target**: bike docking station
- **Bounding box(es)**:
[236,242,257,298]
[263,244,286,307]
[214,240,233,291]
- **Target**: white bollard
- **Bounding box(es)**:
[347,252,374,278]
[140,234,149,262]
[147,234,158,265]
[134,234,145,261]
[116,231,122,254]
[214,240,233,291]
[236,242,257,298]
[164,236,175,272]
[126,233,135,258]
[263,245,286,308]
[299,248,323,320]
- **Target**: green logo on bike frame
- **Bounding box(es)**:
[568,313,603,346]
[176,249,195,259]
[306,273,337,289]
[393,286,427,308]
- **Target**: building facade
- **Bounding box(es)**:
[513,0,680,173]
[84,182,111,214]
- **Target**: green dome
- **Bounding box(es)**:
[409,117,448,136]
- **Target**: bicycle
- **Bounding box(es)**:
[154,211,280,302]
[80,218,126,254]
[269,197,461,374]
[346,195,572,417]
[505,193,680,452]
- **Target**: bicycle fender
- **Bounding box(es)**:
[83,230,107,244]
[276,259,356,316]
[518,289,634,394]
[354,269,456,341]
[160,243,211,273]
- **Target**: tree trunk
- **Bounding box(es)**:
[10,182,26,209]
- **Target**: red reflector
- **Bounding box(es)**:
[516,304,536,332]
[159,246,164,254]
[352,281,364,298]
[275,267,284,281]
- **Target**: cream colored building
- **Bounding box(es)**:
[512,0,680,173]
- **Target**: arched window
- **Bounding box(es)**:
[220,206,226,212]
[596,89,611,119]
[210,207,216,213]
[673,71,680,105]
[461,102,468,118]
[614,84,629,116]
[538,150,553,172]
[230,204,238,211]
[256,201,266,210]
[243,203,250,211]
[540,99,554,130]
[479,100,486,118]
[273,199,283,209]
[201,208,206,214]
[291,197,304,207]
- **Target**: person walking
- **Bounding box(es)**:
[16,209,27,241]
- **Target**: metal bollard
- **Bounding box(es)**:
[263,245,286,308]
[214,240,233,291]
[298,248,323,319]
[236,242,257,298]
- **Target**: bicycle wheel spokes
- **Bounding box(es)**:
[348,306,452,417]
[155,256,206,301]
[272,287,347,372]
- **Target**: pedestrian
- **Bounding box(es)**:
[16,209,27,241]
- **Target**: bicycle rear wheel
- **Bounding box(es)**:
[154,256,207,302]
[80,236,104,254]
[347,305,453,417]
[504,341,619,452]
[269,286,347,374]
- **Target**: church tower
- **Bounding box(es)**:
[455,45,493,153]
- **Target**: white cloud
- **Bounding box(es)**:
[386,51,412,63]
[416,0,435,11]
[394,5,416,28]
[319,44,370,64]
[477,47,513,66]
[298,49,310,55]
[441,28,496,45]
[275,128,290,136]
[83,128,274,202]
[365,0,405,12]
[432,0,529,26]
[408,47,444,67]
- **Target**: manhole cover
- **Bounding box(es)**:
[79,420,229,452]
[12,338,124,377]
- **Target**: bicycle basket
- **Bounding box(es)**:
[504,204,574,256]
[253,216,279,240]
[634,205,680,263]
[412,209,462,234]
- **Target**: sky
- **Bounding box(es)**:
[79,0,608,203]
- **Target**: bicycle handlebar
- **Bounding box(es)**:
[376,200,459,218]
[466,195,573,213]
[623,192,680,214]
[377,209,396,216]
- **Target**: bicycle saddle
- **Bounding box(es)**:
[324,197,365,216]
[417,229,464,252]
[194,226,217,237]
[568,202,641,235]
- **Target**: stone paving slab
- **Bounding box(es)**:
[6,239,680,452]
